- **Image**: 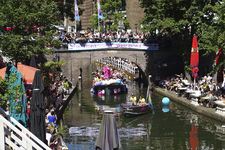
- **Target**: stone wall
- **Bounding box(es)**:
[126,0,145,33]
[45,49,179,86]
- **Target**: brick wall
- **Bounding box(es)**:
[126,0,145,33]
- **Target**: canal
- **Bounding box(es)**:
[63,64,225,150]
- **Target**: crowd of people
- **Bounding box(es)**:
[53,30,157,49]
[156,73,225,108]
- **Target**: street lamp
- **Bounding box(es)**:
[135,23,137,33]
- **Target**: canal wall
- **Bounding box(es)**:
[154,87,225,123]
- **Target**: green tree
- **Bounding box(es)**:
[90,0,130,31]
[0,74,25,111]
[196,2,225,72]
[139,0,218,70]
[0,0,62,66]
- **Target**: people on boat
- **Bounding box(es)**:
[130,93,137,105]
[138,95,146,106]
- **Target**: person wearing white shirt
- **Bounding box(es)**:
[46,128,53,146]
[206,73,212,82]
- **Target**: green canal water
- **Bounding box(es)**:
[63,64,225,150]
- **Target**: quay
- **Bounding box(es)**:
[154,87,225,123]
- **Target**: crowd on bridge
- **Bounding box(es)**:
[50,30,159,49]
[156,73,225,108]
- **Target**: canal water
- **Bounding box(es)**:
[63,64,225,150]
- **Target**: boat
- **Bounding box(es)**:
[121,86,154,117]
[121,103,152,117]
[92,82,128,95]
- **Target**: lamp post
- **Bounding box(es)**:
[135,23,137,33]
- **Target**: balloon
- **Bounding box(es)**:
[162,97,170,105]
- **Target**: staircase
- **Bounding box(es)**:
[0,108,51,150]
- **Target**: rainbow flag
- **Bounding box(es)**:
[146,86,154,114]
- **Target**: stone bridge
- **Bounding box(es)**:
[45,46,175,86]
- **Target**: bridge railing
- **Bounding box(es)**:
[0,108,51,150]
[96,58,138,74]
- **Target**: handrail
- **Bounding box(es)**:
[0,107,51,150]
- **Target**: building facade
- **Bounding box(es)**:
[66,0,145,33]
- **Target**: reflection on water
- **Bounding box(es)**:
[63,64,225,150]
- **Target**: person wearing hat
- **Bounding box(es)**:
[130,93,137,106]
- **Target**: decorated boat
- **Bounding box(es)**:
[91,65,128,95]
[121,86,154,117]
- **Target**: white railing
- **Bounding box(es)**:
[0,108,51,150]
[96,58,139,74]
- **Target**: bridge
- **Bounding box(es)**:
[45,42,175,86]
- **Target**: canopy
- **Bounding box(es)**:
[0,63,37,83]
[190,36,199,78]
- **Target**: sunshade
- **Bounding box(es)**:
[6,63,28,127]
[79,30,88,34]
[30,69,46,143]
[0,62,36,83]
[190,36,199,78]
[95,113,121,150]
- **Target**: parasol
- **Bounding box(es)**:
[190,36,199,79]
[79,30,88,34]
[30,69,46,144]
[95,112,121,150]
[6,63,28,127]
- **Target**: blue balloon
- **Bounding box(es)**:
[162,97,170,105]
[162,105,170,113]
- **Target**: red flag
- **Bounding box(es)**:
[190,36,199,78]
[216,48,223,83]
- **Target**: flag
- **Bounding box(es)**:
[75,0,80,21]
[146,86,154,114]
[190,36,199,78]
[97,0,104,19]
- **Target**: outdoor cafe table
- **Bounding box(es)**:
[177,87,187,97]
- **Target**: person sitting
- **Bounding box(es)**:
[48,111,57,126]
[130,93,137,106]
[138,95,146,106]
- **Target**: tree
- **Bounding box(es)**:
[0,73,25,111]
[90,0,130,31]
[196,2,225,72]
[0,0,62,66]
[139,0,218,70]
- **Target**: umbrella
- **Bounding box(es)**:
[190,36,199,79]
[79,30,88,34]
[6,63,28,127]
[30,56,37,68]
[95,112,121,150]
[0,62,37,83]
[30,69,46,144]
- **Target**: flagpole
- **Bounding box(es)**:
[74,4,76,33]
[98,15,100,31]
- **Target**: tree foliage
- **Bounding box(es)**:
[90,0,130,31]
[0,73,25,111]
[0,0,62,65]
[139,0,220,70]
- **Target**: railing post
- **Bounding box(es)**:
[78,76,82,91]
[0,119,4,150]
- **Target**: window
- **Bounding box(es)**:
[121,0,126,11]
